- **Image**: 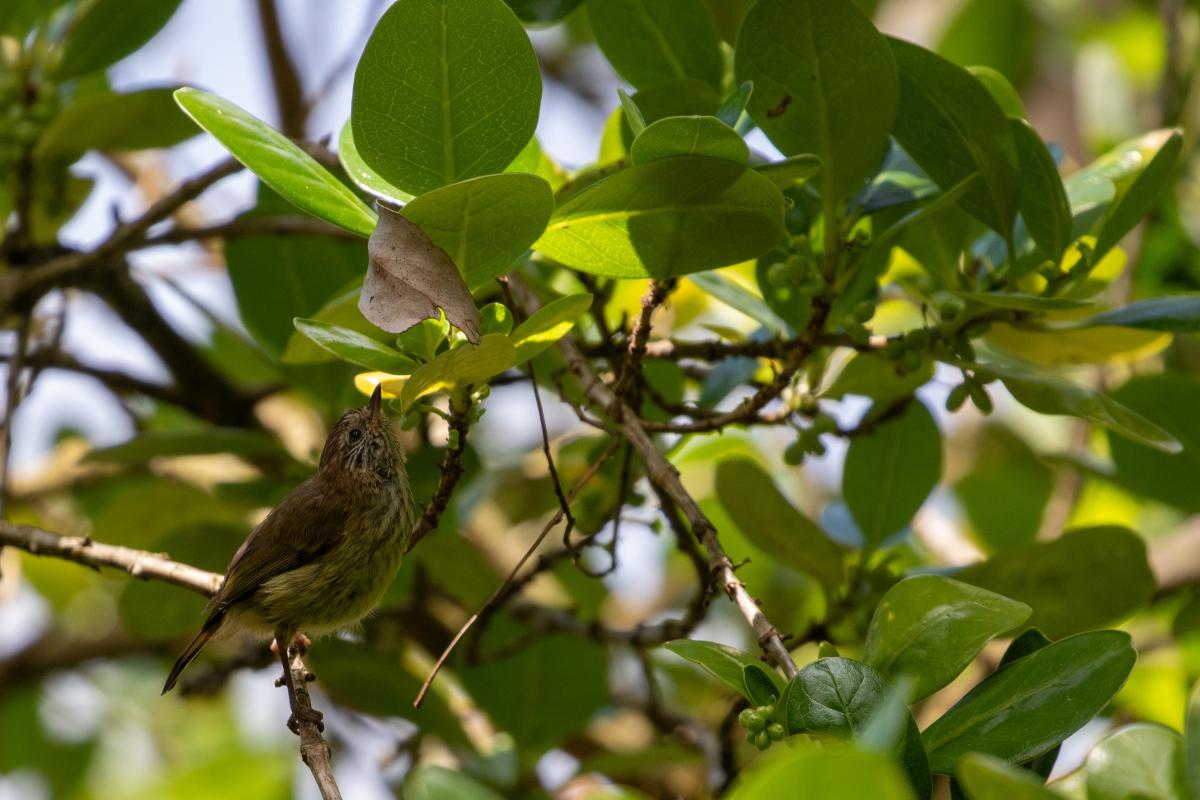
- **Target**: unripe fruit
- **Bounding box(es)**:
[783,440,806,466]
[900,349,923,373]
[746,712,766,733]
[852,301,875,323]
[738,709,756,729]
[905,328,931,351]
[754,731,771,750]
[768,723,785,741]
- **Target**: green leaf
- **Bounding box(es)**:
[282,283,390,365]
[535,156,785,278]
[955,426,1052,552]
[406,766,504,800]
[754,154,824,189]
[957,753,1062,800]
[955,526,1155,638]
[224,189,367,357]
[921,630,1136,774]
[400,173,553,290]
[174,88,376,237]
[1073,294,1200,332]
[351,0,541,196]
[728,747,917,800]
[630,116,749,166]
[1108,373,1200,512]
[337,121,413,206]
[35,87,197,158]
[736,0,897,201]
[717,80,754,127]
[664,640,785,702]
[823,353,933,407]
[56,0,182,79]
[502,0,583,24]
[1094,130,1182,260]
[955,291,1093,312]
[968,67,1025,117]
[459,624,608,752]
[400,333,516,410]
[1084,723,1189,800]
[293,318,417,374]
[307,640,470,749]
[1186,680,1200,800]
[618,88,647,137]
[84,429,285,464]
[992,362,1181,454]
[688,272,791,336]
[745,664,784,706]
[398,317,451,362]
[1010,119,1071,262]
[889,38,1020,236]
[843,401,942,548]
[865,576,1030,701]
[620,79,722,146]
[588,0,723,90]
[715,457,844,593]
[510,292,592,364]
[785,658,931,800]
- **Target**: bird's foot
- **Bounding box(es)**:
[286,706,324,735]
[270,632,313,657]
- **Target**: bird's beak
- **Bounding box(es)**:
[368,383,383,419]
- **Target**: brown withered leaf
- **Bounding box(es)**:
[359,206,481,344]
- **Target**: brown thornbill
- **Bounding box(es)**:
[162,384,416,718]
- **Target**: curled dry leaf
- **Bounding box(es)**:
[359,205,481,344]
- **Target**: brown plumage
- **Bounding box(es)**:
[162,384,415,694]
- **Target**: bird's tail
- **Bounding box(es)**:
[162,611,224,694]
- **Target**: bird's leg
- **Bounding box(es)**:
[273,629,324,734]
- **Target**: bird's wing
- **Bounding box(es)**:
[210,480,349,612]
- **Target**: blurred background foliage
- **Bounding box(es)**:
[3,0,1200,798]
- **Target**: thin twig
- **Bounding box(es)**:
[0,318,31,520]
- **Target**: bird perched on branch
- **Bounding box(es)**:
[162,384,415,727]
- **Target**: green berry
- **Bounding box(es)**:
[746,712,766,733]
[768,723,785,741]
[946,383,969,412]
[937,295,965,322]
[783,440,806,466]
[754,731,772,750]
[738,709,756,729]
[746,730,757,744]
[968,382,993,414]
[852,301,875,323]
[766,261,792,288]
[905,328,931,351]
[900,349,923,373]
[756,705,775,718]
[884,339,905,360]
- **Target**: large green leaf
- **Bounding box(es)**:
[224,190,366,357]
[459,625,608,752]
[400,173,553,290]
[843,401,942,547]
[957,753,1062,800]
[337,121,413,206]
[1109,373,1200,512]
[400,334,517,411]
[955,526,1155,637]
[1094,130,1182,260]
[588,0,723,90]
[630,116,749,165]
[785,658,931,800]
[1084,723,1188,800]
[688,272,791,336]
[1010,119,1071,262]
[56,0,182,78]
[534,156,786,278]
[988,360,1181,454]
[729,747,916,800]
[36,87,197,158]
[715,457,844,593]
[293,318,417,374]
[175,88,376,237]
[736,0,897,201]
[888,38,1019,236]
[664,639,785,702]
[84,429,285,464]
[351,0,541,195]
[510,292,593,364]
[864,576,1030,701]
[1074,294,1200,332]
[954,426,1052,551]
[921,630,1137,773]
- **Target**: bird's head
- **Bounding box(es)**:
[318,384,404,483]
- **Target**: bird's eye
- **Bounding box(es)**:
[349,428,363,441]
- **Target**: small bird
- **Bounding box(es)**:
[162,384,416,719]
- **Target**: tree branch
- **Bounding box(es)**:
[255,0,308,138]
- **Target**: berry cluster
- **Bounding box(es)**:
[738,703,786,751]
